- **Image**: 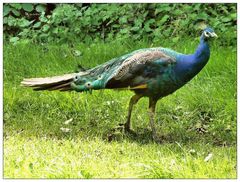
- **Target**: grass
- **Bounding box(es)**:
[3,38,237,178]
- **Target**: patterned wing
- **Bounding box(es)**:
[105,49,176,89]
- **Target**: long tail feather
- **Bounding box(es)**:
[21,73,76,91]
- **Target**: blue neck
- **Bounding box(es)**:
[175,35,210,84]
[193,35,210,64]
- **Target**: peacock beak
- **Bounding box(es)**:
[210,32,218,38]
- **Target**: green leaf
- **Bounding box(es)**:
[39,33,48,39]
[22,3,34,12]
[52,28,59,34]
[160,5,171,12]
[230,13,236,21]
[197,13,208,20]
[193,4,201,11]
[3,5,11,16]
[18,18,33,27]
[18,29,30,37]
[120,28,129,34]
[33,22,41,28]
[131,27,140,32]
[182,5,192,11]
[134,18,143,25]
[174,9,182,16]
[42,24,50,32]
[10,3,22,10]
[222,17,231,23]
[7,16,16,26]
[36,4,46,12]
[10,37,19,43]
[119,16,128,24]
[155,8,162,15]
[144,19,155,33]
[12,9,20,17]
[172,37,179,43]
[39,14,48,23]
[3,17,8,24]
[72,50,82,57]
[146,19,155,25]
[143,11,148,18]
[144,24,152,33]
[159,15,169,25]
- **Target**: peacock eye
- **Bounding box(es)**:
[207,31,212,36]
[204,31,210,37]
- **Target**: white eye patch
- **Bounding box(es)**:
[204,31,218,38]
[204,31,209,37]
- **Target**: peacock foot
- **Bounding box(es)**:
[152,132,163,144]
[118,123,136,136]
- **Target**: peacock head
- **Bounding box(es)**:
[201,27,218,41]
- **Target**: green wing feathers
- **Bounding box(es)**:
[105,49,176,89]
[72,48,176,92]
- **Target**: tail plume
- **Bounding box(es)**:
[21,73,76,91]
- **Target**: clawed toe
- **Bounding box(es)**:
[118,123,130,132]
[125,128,137,136]
[117,123,137,136]
[153,137,162,143]
[152,132,162,143]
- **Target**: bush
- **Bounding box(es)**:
[3,3,237,45]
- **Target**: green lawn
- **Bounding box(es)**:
[3,39,237,178]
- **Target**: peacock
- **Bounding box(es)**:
[21,27,217,141]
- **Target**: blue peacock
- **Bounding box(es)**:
[21,27,217,141]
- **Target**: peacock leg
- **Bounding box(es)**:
[148,98,159,141]
[124,94,142,132]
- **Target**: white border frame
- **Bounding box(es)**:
[1,1,239,181]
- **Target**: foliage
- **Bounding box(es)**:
[3,3,237,44]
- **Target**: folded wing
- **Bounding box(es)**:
[105,49,176,89]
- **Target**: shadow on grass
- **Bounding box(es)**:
[99,124,227,146]
[4,115,234,147]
